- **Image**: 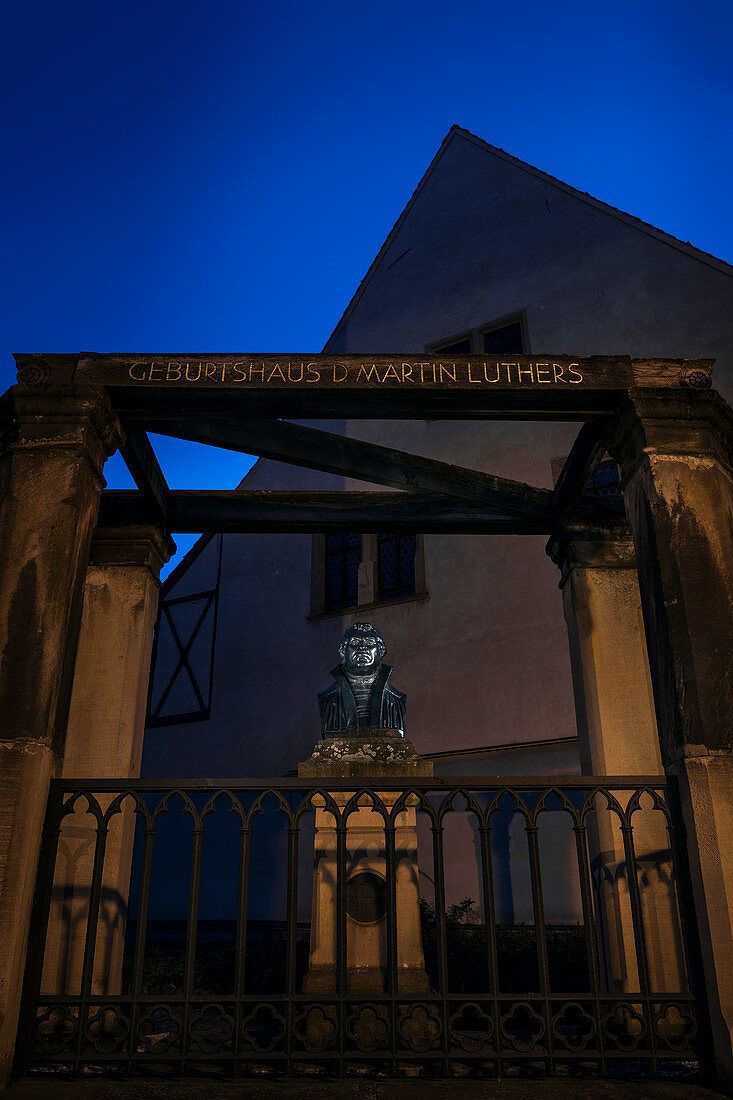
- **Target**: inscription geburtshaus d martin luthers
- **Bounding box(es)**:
[15,353,714,393]
[122,357,587,388]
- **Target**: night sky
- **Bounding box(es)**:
[3,0,731,573]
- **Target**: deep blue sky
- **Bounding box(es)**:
[3,0,731,572]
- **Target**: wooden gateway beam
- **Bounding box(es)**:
[98,489,626,534]
[552,420,609,515]
[13,353,715,420]
[118,424,169,522]
[137,417,553,520]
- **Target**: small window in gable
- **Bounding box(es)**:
[481,320,523,354]
[429,315,526,356]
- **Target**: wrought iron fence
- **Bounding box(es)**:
[16,776,704,1080]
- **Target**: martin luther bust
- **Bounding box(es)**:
[318,623,406,737]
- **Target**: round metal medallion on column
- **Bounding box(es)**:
[346,871,387,924]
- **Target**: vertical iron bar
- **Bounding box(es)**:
[620,809,654,1065]
[73,812,109,1074]
[478,824,500,1068]
[233,823,251,1070]
[336,801,348,1076]
[431,820,450,1076]
[285,820,299,1075]
[182,820,204,1074]
[525,821,551,1073]
[664,776,711,1074]
[384,812,398,1075]
[130,819,157,1069]
[13,780,64,1079]
[573,820,605,1075]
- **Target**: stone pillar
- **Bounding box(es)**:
[0,384,122,1086]
[298,729,432,994]
[607,387,733,1083]
[42,524,174,997]
[548,521,683,994]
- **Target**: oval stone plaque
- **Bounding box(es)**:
[346,871,386,924]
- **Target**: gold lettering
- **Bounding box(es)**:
[306,363,321,382]
[401,362,414,382]
[382,364,401,381]
[553,363,566,382]
[439,363,457,382]
[468,364,483,383]
[483,362,500,383]
[535,362,552,383]
[357,364,379,382]
[419,362,435,383]
[184,362,201,382]
[332,363,348,382]
[249,363,266,381]
[267,364,287,383]
[166,362,182,381]
[204,362,219,380]
[288,362,304,382]
[502,362,515,383]
[232,361,246,382]
[128,362,147,381]
[567,363,583,383]
[517,362,534,383]
[148,364,165,381]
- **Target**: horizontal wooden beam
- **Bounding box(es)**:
[98,489,626,534]
[119,424,169,522]
[137,417,554,520]
[113,387,616,421]
[13,352,714,420]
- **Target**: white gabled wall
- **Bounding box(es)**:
[142,129,733,781]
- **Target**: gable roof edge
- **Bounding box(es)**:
[323,125,733,351]
[454,127,733,277]
[323,128,459,351]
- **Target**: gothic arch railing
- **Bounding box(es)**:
[16,775,704,1081]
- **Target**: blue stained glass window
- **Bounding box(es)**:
[378,533,417,600]
[584,460,621,496]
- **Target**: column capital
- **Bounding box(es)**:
[547,519,635,587]
[89,524,176,581]
[606,388,733,484]
[0,384,124,480]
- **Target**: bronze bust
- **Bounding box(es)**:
[318,623,406,737]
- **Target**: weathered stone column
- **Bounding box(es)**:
[607,387,733,1083]
[42,524,174,997]
[548,520,683,994]
[0,383,122,1086]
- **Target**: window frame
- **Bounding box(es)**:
[426,311,529,357]
[309,532,428,619]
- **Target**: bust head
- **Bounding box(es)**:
[339,622,386,677]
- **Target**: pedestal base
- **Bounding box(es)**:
[298,730,433,995]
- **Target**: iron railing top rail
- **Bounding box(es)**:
[53,774,668,792]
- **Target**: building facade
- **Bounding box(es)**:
[141,126,733,787]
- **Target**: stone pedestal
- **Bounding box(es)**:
[298,729,433,994]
